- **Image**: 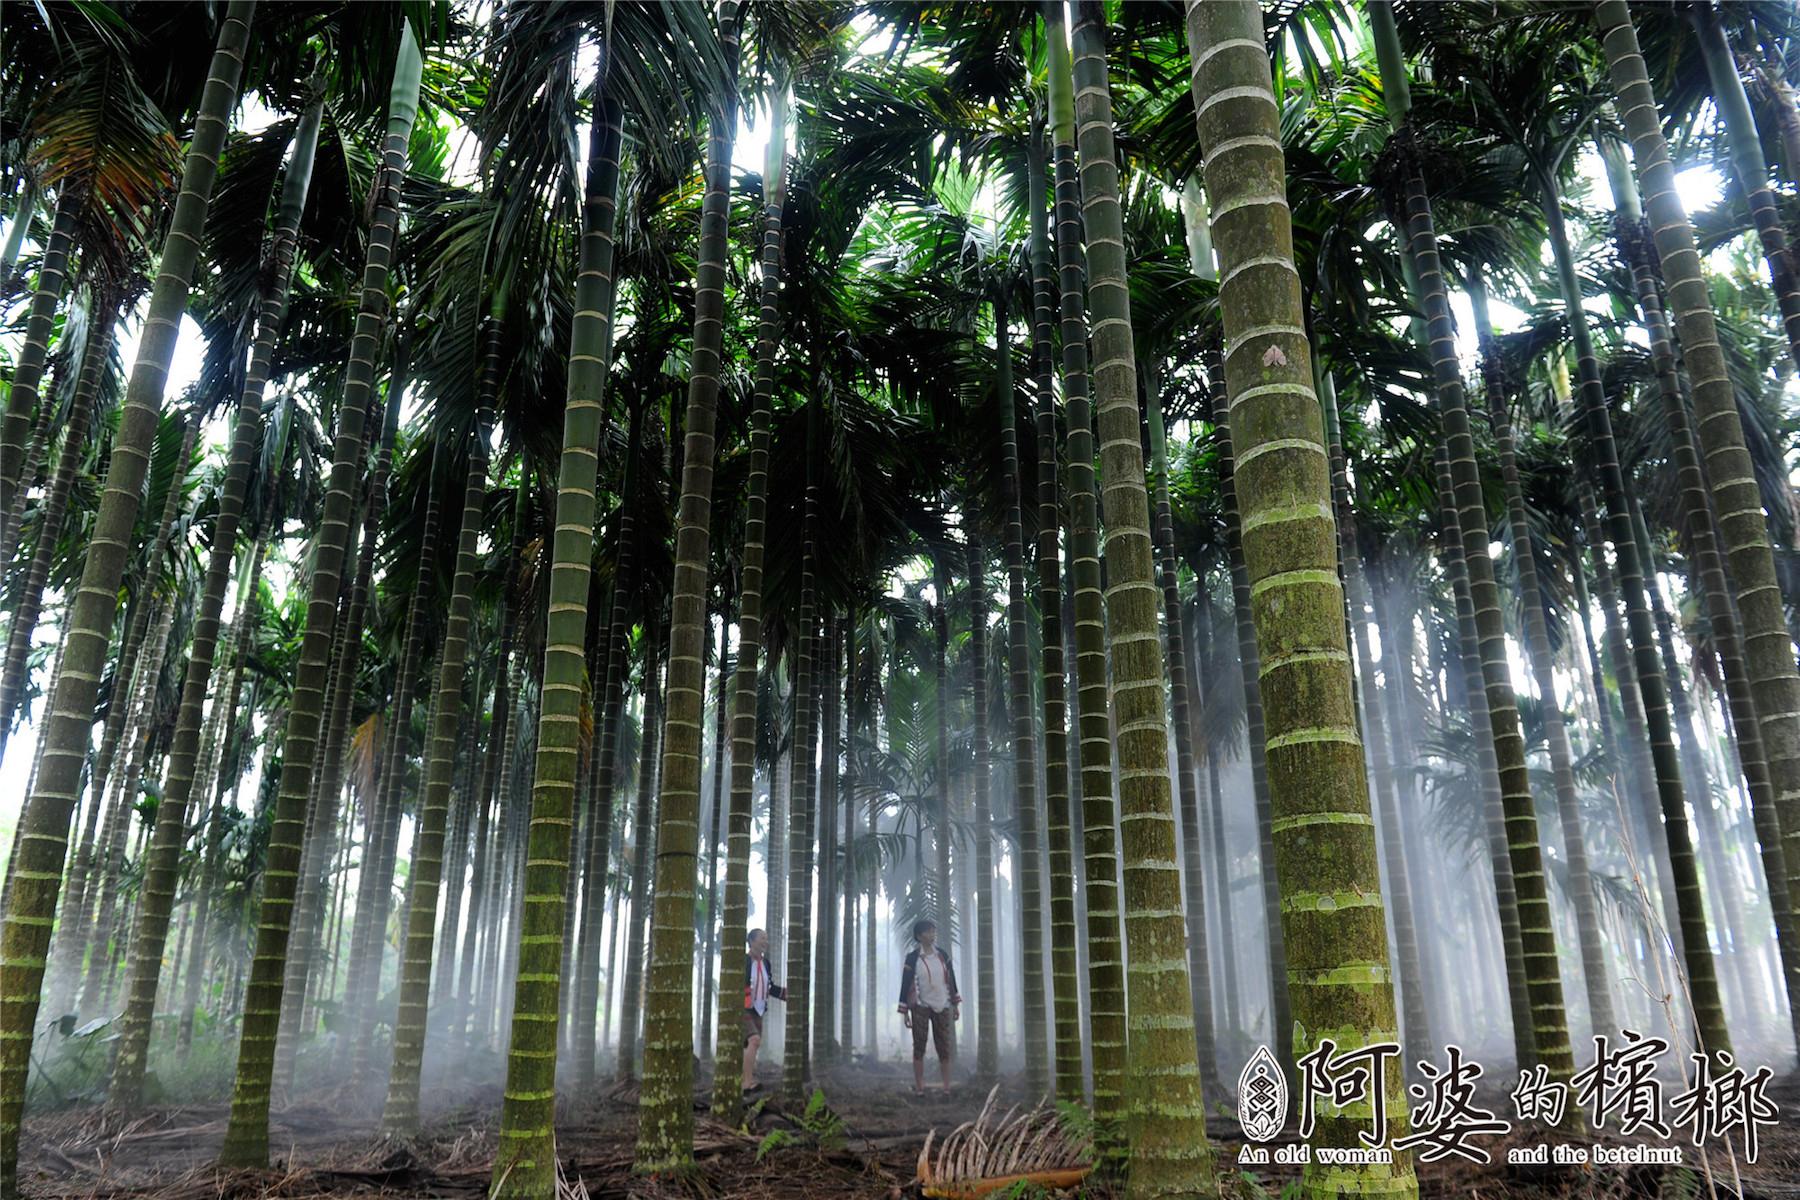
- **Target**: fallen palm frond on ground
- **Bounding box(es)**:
[914,1087,1093,1199]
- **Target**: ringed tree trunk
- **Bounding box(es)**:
[633,4,738,1166]
[1690,3,1800,369]
[780,405,822,1109]
[1026,116,1083,1104]
[1319,373,1433,1066]
[0,8,253,1189]
[1543,178,1731,1057]
[709,77,787,1123]
[0,298,118,739]
[1145,362,1219,1089]
[992,284,1048,1094]
[1597,0,1800,994]
[553,64,625,1090]
[965,539,999,1084]
[1041,1,1127,1137]
[218,27,422,1167]
[1469,272,1618,1040]
[0,191,77,524]
[1601,139,1800,1053]
[381,387,491,1135]
[107,100,324,1111]
[1368,0,1577,1088]
[1071,6,1213,1190]
[1189,2,1419,1191]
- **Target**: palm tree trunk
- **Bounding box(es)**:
[1690,3,1800,369]
[992,285,1049,1093]
[347,442,444,1079]
[1368,0,1577,1089]
[381,387,490,1135]
[1071,8,1214,1189]
[0,190,77,515]
[1544,182,1731,1056]
[1041,2,1127,1137]
[617,623,665,1080]
[218,27,420,1166]
[0,174,37,295]
[1597,1,1800,1014]
[633,7,738,1156]
[780,413,821,1109]
[1026,118,1083,1104]
[108,103,324,1106]
[964,539,1000,1084]
[0,299,116,750]
[1189,4,1417,1188]
[837,626,856,1058]
[932,549,955,933]
[710,82,787,1120]
[699,629,731,1063]
[1602,142,1800,1051]
[1469,273,1618,1039]
[815,615,841,1067]
[1320,374,1433,1065]
[1145,363,1220,1089]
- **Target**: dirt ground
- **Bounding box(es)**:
[16,1060,1800,1199]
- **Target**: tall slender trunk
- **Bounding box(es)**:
[1145,363,1219,1088]
[0,301,118,736]
[0,12,252,1183]
[1027,118,1083,1103]
[1368,0,1576,1089]
[837,625,856,1058]
[699,628,731,1062]
[347,443,444,1078]
[1320,374,1433,1064]
[617,624,665,1080]
[1041,3,1127,1136]
[0,175,37,296]
[1545,182,1730,1056]
[1191,5,1417,1190]
[1469,274,1618,1039]
[780,410,821,1108]
[1597,0,1800,1000]
[110,105,324,1105]
[1691,4,1800,369]
[633,8,738,1159]
[0,190,77,519]
[964,539,999,1084]
[382,389,490,1134]
[1601,141,1800,1051]
[219,29,420,1165]
[815,615,841,1066]
[710,85,786,1119]
[1071,8,1214,1190]
[993,286,1048,1092]
[932,550,954,933]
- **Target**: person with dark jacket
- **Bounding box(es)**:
[741,928,786,1093]
[896,919,960,1094]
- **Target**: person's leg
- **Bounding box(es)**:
[910,1007,928,1092]
[742,1012,762,1089]
[933,1010,954,1089]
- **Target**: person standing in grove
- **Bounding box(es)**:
[896,919,961,1094]
[741,927,786,1093]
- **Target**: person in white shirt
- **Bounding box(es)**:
[896,919,961,1094]
[741,928,786,1093]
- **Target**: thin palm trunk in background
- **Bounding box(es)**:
[219,29,421,1165]
[0,9,254,1187]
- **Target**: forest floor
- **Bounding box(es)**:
[16,1059,1800,1199]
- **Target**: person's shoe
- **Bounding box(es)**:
[742,1082,763,1096]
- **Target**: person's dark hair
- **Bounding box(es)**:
[912,919,937,942]
[747,928,765,947]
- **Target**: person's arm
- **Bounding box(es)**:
[943,952,962,1007]
[897,950,917,1011]
[767,956,787,1001]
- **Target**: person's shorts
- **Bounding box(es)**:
[909,1005,954,1060]
[743,1008,763,1046]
